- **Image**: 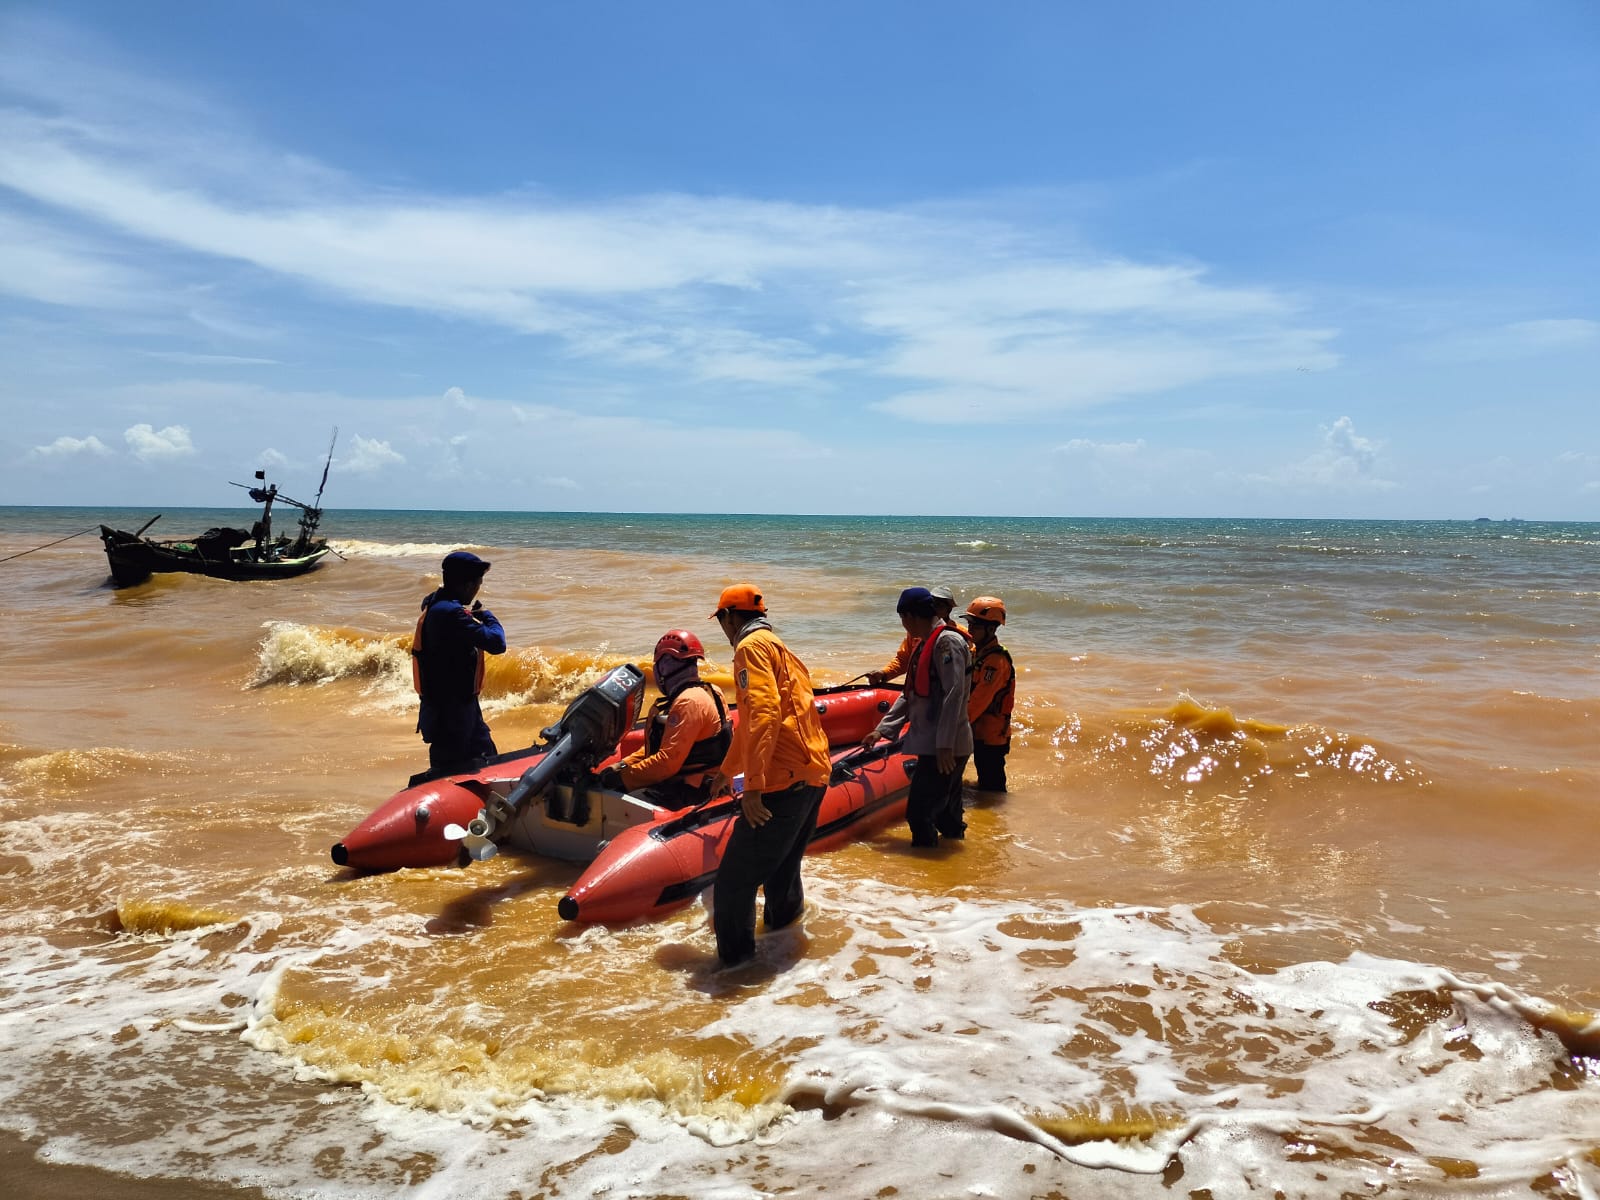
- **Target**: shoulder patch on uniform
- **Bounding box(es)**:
[737,668,749,690]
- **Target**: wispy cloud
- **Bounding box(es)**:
[139,351,279,365]
[0,24,1338,422]
[0,211,146,308]
[30,433,111,458]
[1418,317,1600,363]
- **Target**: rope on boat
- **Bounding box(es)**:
[0,526,98,563]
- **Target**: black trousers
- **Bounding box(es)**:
[973,741,1009,792]
[640,776,713,810]
[423,701,497,773]
[906,754,969,845]
[713,780,825,965]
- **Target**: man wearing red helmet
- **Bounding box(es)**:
[595,630,732,809]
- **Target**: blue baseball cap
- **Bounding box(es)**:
[441,550,491,577]
[896,586,934,612]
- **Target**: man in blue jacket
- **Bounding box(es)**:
[413,550,506,773]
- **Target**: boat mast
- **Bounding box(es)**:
[294,427,337,551]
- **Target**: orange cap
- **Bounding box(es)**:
[711,583,766,617]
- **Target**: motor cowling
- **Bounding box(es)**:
[491,663,647,828]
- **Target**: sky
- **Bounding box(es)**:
[1,2,1596,519]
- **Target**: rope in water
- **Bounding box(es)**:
[0,526,98,563]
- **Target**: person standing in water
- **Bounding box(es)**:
[862,586,973,846]
[709,584,832,967]
[962,596,1015,793]
[412,550,506,774]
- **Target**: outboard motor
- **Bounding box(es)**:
[447,663,646,860]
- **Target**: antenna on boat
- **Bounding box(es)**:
[293,428,337,550]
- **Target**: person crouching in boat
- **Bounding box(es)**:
[861,586,973,847]
[961,596,1015,793]
[593,630,732,809]
[708,584,832,967]
[412,550,506,774]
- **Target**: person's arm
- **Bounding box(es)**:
[735,638,783,796]
[869,634,916,685]
[620,691,710,788]
[969,653,1003,723]
[932,632,970,752]
[864,691,909,746]
[445,604,506,655]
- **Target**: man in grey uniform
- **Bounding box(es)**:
[861,586,973,846]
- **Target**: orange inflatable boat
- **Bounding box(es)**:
[332,667,913,924]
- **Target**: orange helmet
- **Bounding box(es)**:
[710,583,766,617]
[962,596,1006,625]
[654,629,705,662]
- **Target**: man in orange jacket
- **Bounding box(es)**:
[709,583,832,966]
[962,596,1015,792]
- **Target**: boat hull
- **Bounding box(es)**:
[100,525,330,586]
[331,683,911,921]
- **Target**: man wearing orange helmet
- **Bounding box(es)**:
[708,583,832,967]
[595,630,732,809]
[962,596,1015,793]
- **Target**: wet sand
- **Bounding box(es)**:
[1,1131,267,1200]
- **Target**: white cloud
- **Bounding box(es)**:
[543,476,579,490]
[1054,438,1148,457]
[342,435,405,474]
[1245,416,1396,492]
[30,434,112,458]
[445,386,472,411]
[123,423,195,462]
[256,447,289,470]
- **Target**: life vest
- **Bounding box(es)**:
[644,680,732,775]
[970,641,1015,743]
[411,604,485,697]
[910,626,969,697]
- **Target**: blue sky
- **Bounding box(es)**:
[2,2,1596,518]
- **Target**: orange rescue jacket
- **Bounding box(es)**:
[968,640,1015,745]
[719,625,831,795]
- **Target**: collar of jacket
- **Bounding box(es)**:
[734,615,774,644]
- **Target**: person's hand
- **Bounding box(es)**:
[705,771,731,796]
[936,747,957,774]
[860,731,882,751]
[740,790,771,827]
[866,671,886,687]
[595,766,624,791]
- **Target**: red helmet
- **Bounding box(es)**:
[654,629,705,662]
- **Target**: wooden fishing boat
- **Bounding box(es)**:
[99,521,331,586]
[99,435,336,587]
